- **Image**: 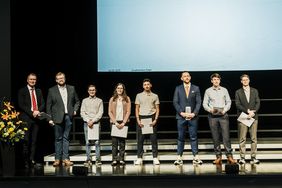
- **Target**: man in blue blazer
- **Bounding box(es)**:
[173,71,202,165]
[235,74,260,165]
[18,73,45,168]
[46,72,80,167]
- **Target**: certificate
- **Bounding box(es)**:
[141,118,153,134]
[111,123,128,138]
[88,123,99,140]
[37,112,51,121]
[237,112,255,127]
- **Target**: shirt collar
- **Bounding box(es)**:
[212,86,221,90]
[89,96,96,99]
[143,91,152,96]
[58,84,66,89]
[27,85,35,90]
[183,83,191,88]
[243,86,250,91]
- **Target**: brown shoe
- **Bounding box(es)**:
[227,156,237,164]
[53,160,61,167]
[62,159,73,166]
[213,156,222,165]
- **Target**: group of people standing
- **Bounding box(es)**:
[17,71,260,168]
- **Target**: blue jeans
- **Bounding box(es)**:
[177,118,199,156]
[83,122,101,161]
[54,114,72,160]
[208,114,233,157]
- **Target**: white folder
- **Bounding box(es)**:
[237,112,255,127]
[111,123,128,138]
[88,123,99,140]
[141,118,153,134]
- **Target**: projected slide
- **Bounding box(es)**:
[97,0,282,72]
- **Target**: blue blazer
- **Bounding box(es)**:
[173,84,202,120]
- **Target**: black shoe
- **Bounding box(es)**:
[24,161,30,169]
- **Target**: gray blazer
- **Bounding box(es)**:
[235,87,260,120]
[46,85,80,124]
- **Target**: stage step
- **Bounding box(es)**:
[44,150,282,165]
[44,138,282,165]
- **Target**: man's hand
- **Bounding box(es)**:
[33,110,40,118]
[49,120,55,126]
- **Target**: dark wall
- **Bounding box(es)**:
[10,0,282,161]
[0,0,11,99]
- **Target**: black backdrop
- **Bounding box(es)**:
[10,0,282,163]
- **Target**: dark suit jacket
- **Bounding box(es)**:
[235,87,260,120]
[173,84,202,120]
[18,86,45,123]
[46,85,80,124]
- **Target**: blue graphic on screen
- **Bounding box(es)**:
[97,0,282,72]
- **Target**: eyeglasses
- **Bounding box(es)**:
[88,89,96,91]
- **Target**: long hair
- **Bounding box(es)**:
[112,83,129,103]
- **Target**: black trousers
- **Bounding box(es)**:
[23,121,39,162]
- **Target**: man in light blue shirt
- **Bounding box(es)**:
[203,73,237,165]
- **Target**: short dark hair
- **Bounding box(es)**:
[143,78,151,84]
[88,84,96,89]
[210,73,221,80]
[240,74,250,80]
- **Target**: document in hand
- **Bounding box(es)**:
[237,112,255,127]
[111,123,128,138]
[37,112,51,121]
[88,123,99,140]
[141,118,153,134]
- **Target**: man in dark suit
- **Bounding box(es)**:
[18,73,45,168]
[46,72,80,167]
[173,71,202,165]
[235,74,260,164]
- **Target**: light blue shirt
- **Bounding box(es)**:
[203,86,231,113]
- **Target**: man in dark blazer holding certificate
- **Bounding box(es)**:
[235,74,260,165]
[46,72,80,167]
[18,73,45,168]
[173,71,202,165]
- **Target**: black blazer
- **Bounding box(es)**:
[235,87,260,119]
[46,85,80,124]
[18,86,45,123]
[173,84,202,120]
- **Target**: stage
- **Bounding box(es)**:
[1,162,282,188]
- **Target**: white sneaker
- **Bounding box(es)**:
[239,158,246,164]
[153,158,160,165]
[250,158,260,164]
[193,155,203,165]
[174,159,183,165]
[135,158,143,165]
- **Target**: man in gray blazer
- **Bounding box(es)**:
[173,71,202,165]
[46,72,80,167]
[235,74,260,165]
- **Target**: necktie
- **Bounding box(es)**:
[185,85,190,98]
[31,89,37,111]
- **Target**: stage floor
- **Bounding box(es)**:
[12,161,282,177]
[2,162,282,188]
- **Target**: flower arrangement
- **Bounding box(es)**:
[0,101,28,145]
